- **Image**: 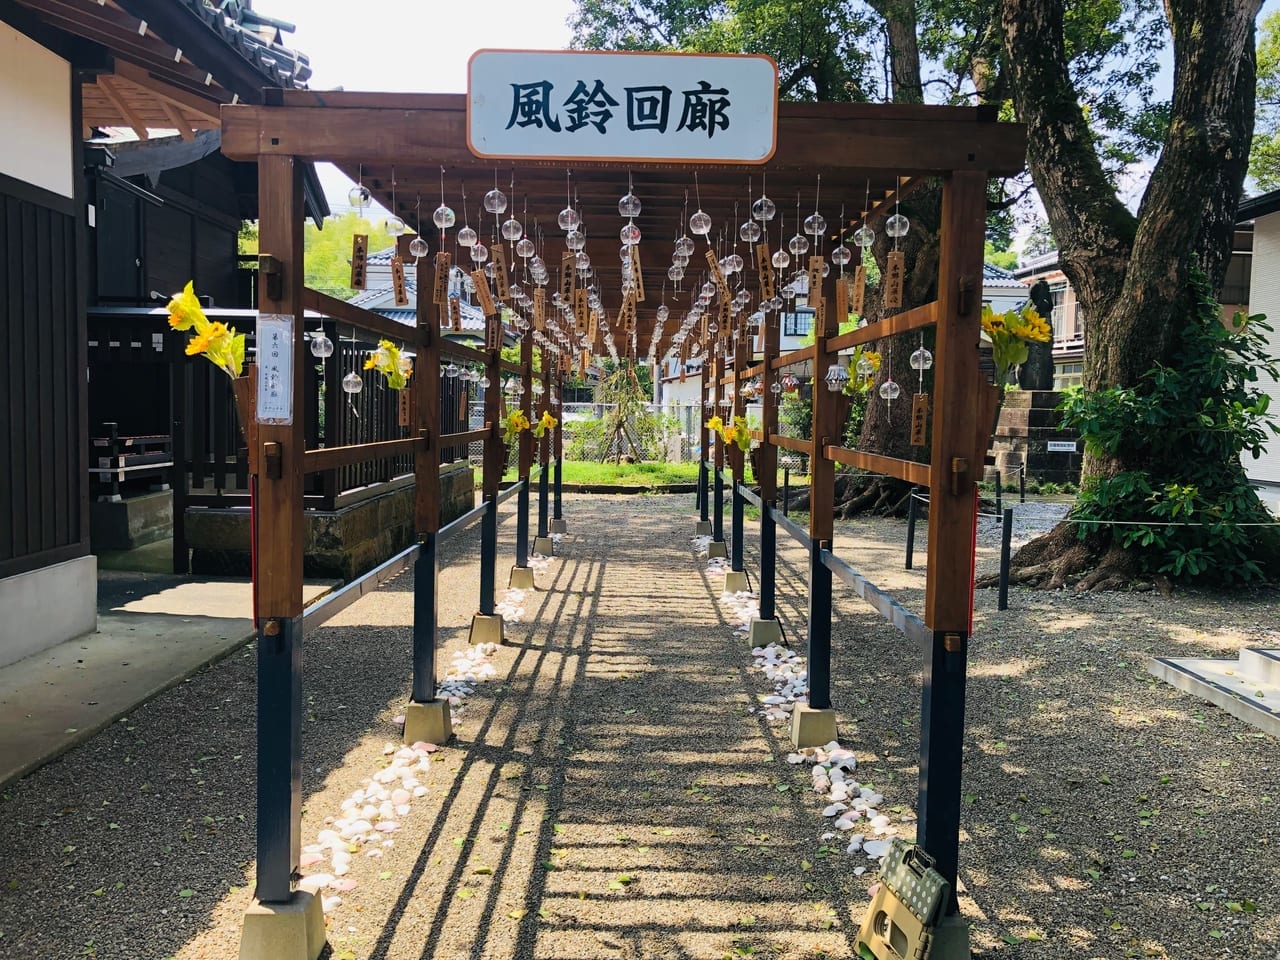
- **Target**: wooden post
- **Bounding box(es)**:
[758,305,781,622]
[252,155,306,906]
[806,264,838,715]
[712,346,725,544]
[411,254,441,705]
[730,326,746,572]
[537,348,551,538]
[479,337,501,616]
[515,330,533,568]
[697,360,710,526]
[919,169,994,912]
[553,370,565,527]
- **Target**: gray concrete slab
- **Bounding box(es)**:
[0,575,334,788]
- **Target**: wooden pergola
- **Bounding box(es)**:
[221,86,1025,959]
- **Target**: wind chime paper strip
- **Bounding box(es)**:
[350,234,368,290]
[485,314,502,352]
[911,393,929,447]
[560,253,577,301]
[449,297,462,332]
[852,264,866,316]
[472,269,497,316]
[575,288,590,334]
[533,287,545,330]
[836,273,850,324]
[398,385,412,427]
[756,242,775,300]
[492,243,510,300]
[432,251,451,305]
[391,256,409,307]
[807,255,824,300]
[706,248,730,300]
[885,250,906,309]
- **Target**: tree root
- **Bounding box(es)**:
[975,523,1148,593]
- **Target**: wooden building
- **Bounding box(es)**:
[0,0,318,667]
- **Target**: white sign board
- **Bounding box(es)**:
[1046,440,1077,453]
[467,49,778,164]
[256,314,294,425]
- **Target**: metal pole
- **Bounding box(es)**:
[713,461,724,542]
[918,628,968,912]
[806,540,833,710]
[905,486,918,570]
[760,500,776,621]
[411,533,438,702]
[783,467,790,517]
[537,462,549,538]
[994,470,1002,514]
[255,615,302,904]
[553,455,563,520]
[479,495,496,616]
[516,480,529,567]
[698,457,710,521]
[998,507,1013,611]
[731,481,744,571]
[1020,462,1026,503]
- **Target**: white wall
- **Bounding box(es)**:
[0,557,98,669]
[1247,213,1280,485]
[0,21,73,199]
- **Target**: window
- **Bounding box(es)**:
[1054,361,1084,390]
[782,307,814,338]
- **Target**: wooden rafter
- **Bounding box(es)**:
[111,59,222,122]
[97,74,150,141]
[159,99,195,140]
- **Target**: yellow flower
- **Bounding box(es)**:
[705,415,724,433]
[167,281,206,332]
[722,425,738,444]
[364,355,378,370]
[186,321,228,357]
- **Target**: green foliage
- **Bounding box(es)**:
[1061,268,1280,584]
[569,360,670,461]
[1251,10,1280,190]
[304,212,398,299]
[984,241,1018,271]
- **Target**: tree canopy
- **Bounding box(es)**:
[1250,9,1280,191]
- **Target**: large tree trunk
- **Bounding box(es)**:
[997,0,1261,587]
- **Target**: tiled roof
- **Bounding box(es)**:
[346,282,487,331]
[179,0,312,88]
[983,261,1027,287]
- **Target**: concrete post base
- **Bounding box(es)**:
[533,536,555,556]
[790,704,838,748]
[509,566,536,590]
[695,520,713,535]
[239,890,325,960]
[550,519,568,534]
[928,914,972,959]
[403,700,453,745]
[469,613,504,645]
[723,570,750,594]
[747,618,783,647]
[707,541,728,559]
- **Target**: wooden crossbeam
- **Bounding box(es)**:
[826,302,938,352]
[823,445,931,486]
[159,99,195,141]
[97,74,149,140]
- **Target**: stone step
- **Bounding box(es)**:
[1240,647,1280,685]
[1148,649,1280,738]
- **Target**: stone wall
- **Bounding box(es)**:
[988,390,1082,486]
[186,462,475,581]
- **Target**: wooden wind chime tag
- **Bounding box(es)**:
[398,385,412,427]
[472,269,497,316]
[807,256,824,301]
[911,393,930,447]
[884,251,906,310]
[485,313,502,352]
[630,246,645,302]
[718,299,731,345]
[449,297,462,332]
[432,252,452,305]
[350,233,368,290]
[575,288,590,334]
[622,289,637,333]
[836,273,850,324]
[756,242,775,300]
[491,243,510,301]
[579,349,589,378]
[390,255,409,307]
[737,313,750,346]
[560,253,577,302]
[533,288,546,330]
[589,308,600,343]
[700,313,708,345]
[852,264,866,316]
[679,336,689,382]
[814,297,827,336]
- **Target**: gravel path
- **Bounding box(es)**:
[0,493,1276,959]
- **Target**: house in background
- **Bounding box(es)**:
[0,0,315,668]
[1237,189,1280,511]
[1015,233,1254,390]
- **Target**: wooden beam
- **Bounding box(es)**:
[826,302,938,353]
[96,74,149,140]
[219,98,1028,175]
[112,59,221,122]
[823,445,931,486]
[770,345,816,370]
[301,288,412,343]
[159,98,195,140]
[303,437,421,475]
[414,255,442,535]
[768,433,813,455]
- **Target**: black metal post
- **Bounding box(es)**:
[411,534,438,703]
[731,482,744,571]
[917,628,969,910]
[554,456,563,520]
[480,495,497,616]
[1019,463,1026,504]
[698,458,710,522]
[538,464,550,538]
[516,480,530,567]
[713,463,724,542]
[783,467,790,517]
[760,500,776,621]
[998,507,1013,611]
[255,615,303,904]
[806,540,833,710]
[994,470,1003,514]
[905,486,918,570]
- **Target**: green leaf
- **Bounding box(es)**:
[178,888,194,898]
